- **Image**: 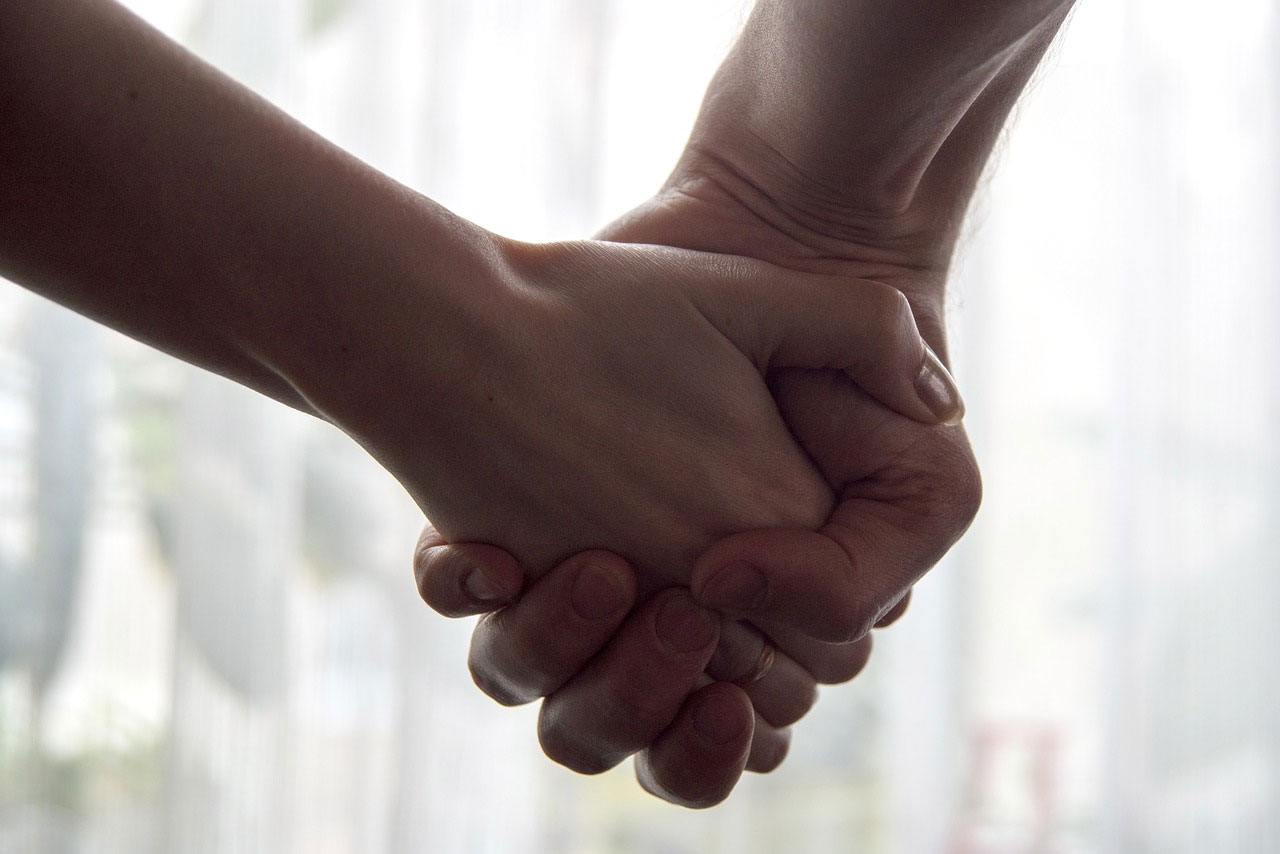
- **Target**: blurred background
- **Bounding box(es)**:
[1,0,1277,851]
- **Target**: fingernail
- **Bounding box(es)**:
[570,562,629,620]
[655,595,717,654]
[915,346,965,426]
[700,563,767,613]
[463,569,505,602]
[692,692,749,746]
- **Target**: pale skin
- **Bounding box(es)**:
[416,0,1078,808]
[0,0,963,802]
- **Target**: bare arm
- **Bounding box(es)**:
[0,0,954,626]
[698,0,1073,208]
[673,0,1077,336]
[0,0,496,412]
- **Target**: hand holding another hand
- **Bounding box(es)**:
[300,235,958,590]
[373,235,962,809]
[405,0,1073,811]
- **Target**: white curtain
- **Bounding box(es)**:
[0,1,1276,852]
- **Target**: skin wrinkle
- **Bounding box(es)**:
[673,141,946,264]
[730,2,1035,210]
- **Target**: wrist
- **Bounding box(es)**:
[253,189,511,431]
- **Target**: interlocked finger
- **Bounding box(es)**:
[634,682,755,809]
[537,589,720,775]
[468,549,636,706]
[707,619,817,728]
[756,621,876,687]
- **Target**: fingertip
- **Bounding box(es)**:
[415,540,523,618]
[745,722,791,774]
[693,530,866,643]
[563,550,637,622]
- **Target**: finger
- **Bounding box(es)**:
[634,683,754,809]
[727,0,1071,225]
[693,369,980,643]
[875,589,912,628]
[468,550,636,706]
[707,620,817,728]
[697,270,963,425]
[413,522,524,618]
[691,409,978,645]
[692,526,886,644]
[537,589,719,774]
[758,623,875,686]
[745,713,791,774]
[694,507,959,643]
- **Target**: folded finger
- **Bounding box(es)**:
[634,683,754,809]
[537,589,719,774]
[692,526,888,644]
[758,623,875,686]
[875,588,912,628]
[700,272,963,426]
[693,369,978,644]
[468,549,636,706]
[708,620,817,728]
[745,712,791,774]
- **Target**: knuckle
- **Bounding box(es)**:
[953,453,984,524]
[411,524,446,588]
[861,281,916,339]
[935,440,983,531]
[896,431,984,540]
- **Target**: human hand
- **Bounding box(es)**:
[414,524,867,807]
[591,149,981,649]
[415,0,1057,798]
[580,0,1076,643]
[413,157,983,807]
[410,377,936,805]
[296,234,960,590]
[414,509,917,806]
[406,0,1076,806]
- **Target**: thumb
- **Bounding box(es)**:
[698,270,964,426]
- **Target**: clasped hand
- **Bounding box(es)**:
[392,0,1071,803]
[381,235,974,807]
[382,0,1060,811]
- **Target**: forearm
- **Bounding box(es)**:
[0,0,495,413]
[677,0,1075,274]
